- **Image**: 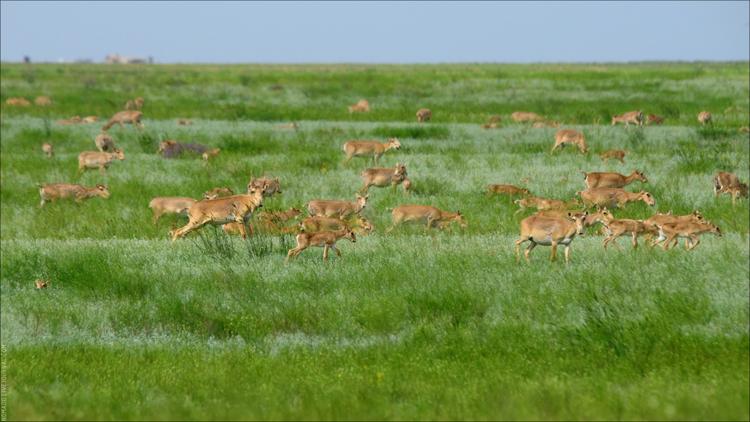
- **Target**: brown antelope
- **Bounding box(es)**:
[511,111,544,123]
[148,197,197,223]
[551,129,588,154]
[286,228,357,262]
[360,164,408,193]
[611,111,644,126]
[486,184,530,197]
[224,207,302,235]
[535,207,611,228]
[170,190,264,241]
[124,97,144,110]
[514,196,579,215]
[599,149,626,163]
[102,111,143,131]
[577,188,655,209]
[655,221,721,251]
[342,138,401,164]
[177,118,193,126]
[5,97,31,106]
[514,212,588,264]
[583,170,647,189]
[646,114,664,125]
[593,211,648,249]
[78,149,125,174]
[42,143,53,158]
[386,205,467,232]
[247,177,281,196]
[35,279,49,289]
[34,96,52,106]
[416,108,432,122]
[94,132,116,152]
[697,111,712,126]
[38,183,110,207]
[307,195,368,219]
[203,187,234,200]
[202,148,221,161]
[348,99,370,113]
[643,210,704,247]
[299,215,373,236]
[714,172,748,205]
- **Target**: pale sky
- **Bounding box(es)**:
[1,1,748,63]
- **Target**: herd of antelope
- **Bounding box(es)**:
[32,97,748,263]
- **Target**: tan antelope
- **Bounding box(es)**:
[5,97,31,106]
[646,114,665,125]
[714,172,748,205]
[551,129,588,154]
[247,177,281,196]
[511,111,544,123]
[348,99,370,113]
[583,170,647,189]
[202,148,221,161]
[535,207,611,229]
[34,96,52,106]
[203,187,234,200]
[416,108,432,122]
[148,197,197,224]
[35,279,50,289]
[599,149,626,163]
[611,111,644,126]
[360,163,408,193]
[177,118,193,126]
[655,221,721,251]
[514,212,588,264]
[224,207,302,235]
[577,188,655,209]
[697,111,712,126]
[170,190,264,241]
[643,210,704,246]
[386,205,467,232]
[286,228,357,262]
[38,183,110,207]
[514,196,579,215]
[102,111,143,131]
[486,184,530,197]
[342,138,401,164]
[94,132,116,152]
[307,195,368,219]
[41,143,53,158]
[124,97,144,110]
[78,149,125,174]
[82,116,99,124]
[593,211,648,249]
[299,215,373,236]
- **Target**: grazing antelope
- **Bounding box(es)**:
[35,279,49,289]
[348,99,370,113]
[386,205,467,232]
[94,132,116,152]
[511,111,544,123]
[247,177,282,196]
[78,149,125,174]
[697,111,712,126]
[514,212,588,264]
[514,196,579,215]
[124,97,144,110]
[286,228,357,262]
[416,108,432,122]
[656,221,721,251]
[38,183,110,207]
[577,188,655,209]
[360,163,408,193]
[307,195,368,219]
[599,149,626,163]
[486,184,530,197]
[583,170,647,189]
[551,129,588,154]
[148,197,197,224]
[5,97,31,106]
[203,187,234,200]
[177,118,193,126]
[170,190,264,241]
[202,148,221,161]
[611,111,644,127]
[41,143,53,158]
[646,114,665,125]
[102,111,143,131]
[34,96,52,106]
[300,215,373,236]
[714,172,748,205]
[643,210,704,247]
[342,138,401,164]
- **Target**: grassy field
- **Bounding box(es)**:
[1,62,749,420]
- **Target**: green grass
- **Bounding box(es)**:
[1,62,749,420]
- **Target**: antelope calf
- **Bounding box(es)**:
[583,170,647,189]
[39,183,110,207]
[42,143,53,158]
[387,205,466,232]
[714,172,748,205]
[5,97,31,106]
[643,210,704,247]
[551,129,587,154]
[102,111,143,131]
[646,114,664,125]
[599,149,626,163]
[342,138,401,164]
[307,195,368,219]
[511,111,544,123]
[247,177,282,196]
[203,187,234,200]
[656,221,721,251]
[514,196,578,215]
[487,184,530,197]
[300,216,373,236]
[34,96,52,106]
[170,190,264,241]
[124,97,144,110]
[78,149,125,174]
[416,108,432,122]
[360,163,408,193]
[148,197,197,223]
[348,99,370,113]
[514,212,588,264]
[577,188,655,209]
[94,132,116,152]
[611,111,644,127]
[697,111,712,126]
[286,228,357,262]
[595,212,648,249]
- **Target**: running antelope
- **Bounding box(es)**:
[360,164,408,193]
[714,172,748,205]
[599,149,626,163]
[300,216,374,236]
[656,221,722,251]
[487,184,530,197]
[511,111,544,123]
[342,138,401,164]
[611,111,644,127]
[148,197,197,223]
[643,210,704,247]
[307,195,368,219]
[577,188,655,209]
[42,143,53,158]
[102,111,143,131]
[38,183,110,207]
[514,212,588,264]
[203,187,234,200]
[416,108,432,122]
[170,190,264,241]
[386,205,467,232]
[551,129,588,154]
[593,211,648,249]
[697,111,712,126]
[583,170,647,189]
[78,149,125,174]
[286,228,357,262]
